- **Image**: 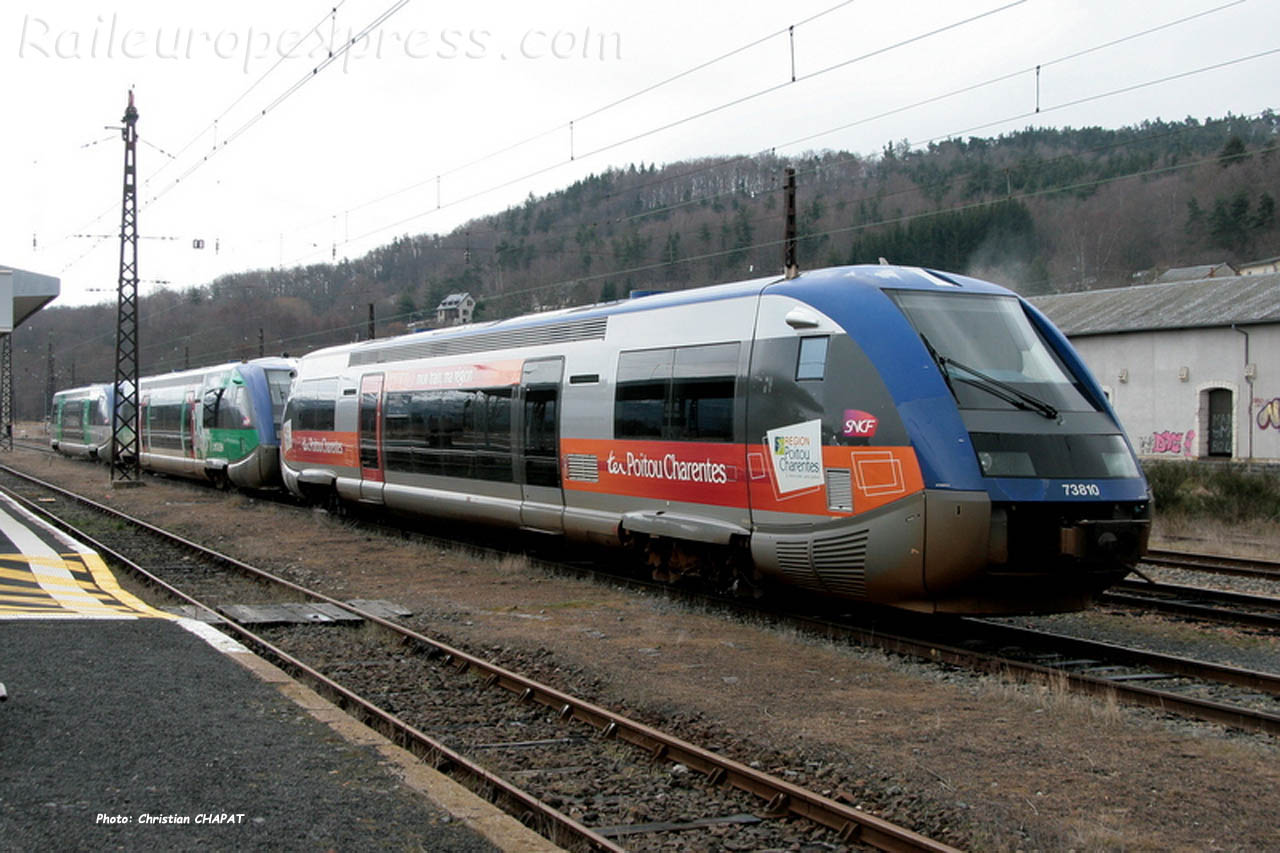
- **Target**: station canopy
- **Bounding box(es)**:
[0,266,60,332]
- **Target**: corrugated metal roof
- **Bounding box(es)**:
[1029,272,1280,336]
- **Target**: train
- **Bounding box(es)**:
[50,383,117,460]
[50,265,1150,614]
[50,357,296,490]
[274,264,1151,615]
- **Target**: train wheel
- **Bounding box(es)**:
[325,489,349,519]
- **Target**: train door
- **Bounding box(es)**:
[140,395,151,452]
[518,358,563,532]
[359,373,385,502]
[186,390,199,458]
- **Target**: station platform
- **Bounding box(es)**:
[0,493,557,851]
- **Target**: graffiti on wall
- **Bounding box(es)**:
[1258,397,1280,431]
[1137,429,1195,456]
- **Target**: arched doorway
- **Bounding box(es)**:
[1204,387,1234,458]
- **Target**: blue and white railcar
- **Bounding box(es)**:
[281,265,1149,614]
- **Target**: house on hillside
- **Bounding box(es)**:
[1240,255,1280,276]
[435,292,475,326]
[1030,272,1280,464]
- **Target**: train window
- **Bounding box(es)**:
[524,386,560,487]
[796,337,828,381]
[383,387,515,483]
[147,392,187,452]
[615,344,738,442]
[62,402,84,434]
[971,433,1139,479]
[382,390,427,474]
[890,291,1096,413]
[617,348,674,383]
[670,343,738,441]
[615,383,665,438]
[675,342,739,379]
[478,388,515,481]
[487,391,514,450]
[359,379,382,471]
[221,386,251,429]
[670,378,735,441]
[203,388,223,428]
[287,380,338,432]
[615,349,671,440]
[266,370,293,425]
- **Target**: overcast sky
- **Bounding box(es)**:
[3,0,1277,307]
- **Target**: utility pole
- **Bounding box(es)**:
[111,90,142,485]
[0,337,10,451]
[368,303,375,340]
[45,336,55,421]
[783,167,799,279]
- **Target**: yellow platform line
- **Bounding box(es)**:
[0,598,141,614]
[0,552,171,620]
[0,586,116,604]
[0,497,175,619]
[0,583,117,603]
[0,567,105,592]
[74,552,171,619]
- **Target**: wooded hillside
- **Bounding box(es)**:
[15,111,1278,420]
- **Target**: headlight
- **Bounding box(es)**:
[977,450,1035,477]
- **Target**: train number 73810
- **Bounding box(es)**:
[1060,482,1102,497]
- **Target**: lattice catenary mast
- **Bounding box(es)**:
[110,91,142,484]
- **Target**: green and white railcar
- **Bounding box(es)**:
[50,384,115,460]
[137,357,296,488]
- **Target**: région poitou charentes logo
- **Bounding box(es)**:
[765,419,824,494]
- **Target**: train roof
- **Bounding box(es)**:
[52,384,109,398]
[137,356,297,386]
[303,265,1015,365]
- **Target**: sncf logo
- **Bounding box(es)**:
[842,409,879,438]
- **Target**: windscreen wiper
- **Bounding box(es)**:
[919,333,1059,419]
[940,356,1059,420]
[918,334,956,397]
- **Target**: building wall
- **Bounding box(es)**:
[1069,324,1280,462]
[1241,259,1280,276]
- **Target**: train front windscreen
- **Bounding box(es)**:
[266,369,294,431]
[890,290,1140,480]
[890,290,1095,414]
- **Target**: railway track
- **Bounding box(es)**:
[750,604,1280,737]
[1101,578,1280,630]
[6,457,1278,756]
[1143,547,1280,581]
[0,465,957,853]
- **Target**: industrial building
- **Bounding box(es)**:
[0,265,60,447]
[1030,271,1280,464]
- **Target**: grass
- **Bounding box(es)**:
[1144,460,1280,524]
